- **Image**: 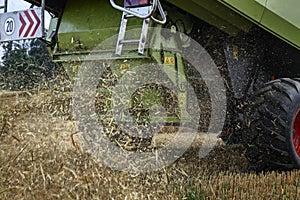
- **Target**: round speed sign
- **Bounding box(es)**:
[4,17,15,36]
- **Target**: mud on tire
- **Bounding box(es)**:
[244,78,300,171]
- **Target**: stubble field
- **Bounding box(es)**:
[0,90,299,199]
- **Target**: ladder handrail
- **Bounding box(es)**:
[109,0,158,19]
[150,1,166,24]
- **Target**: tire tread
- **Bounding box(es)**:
[244,78,300,171]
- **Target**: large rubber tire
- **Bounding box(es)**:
[244,78,300,171]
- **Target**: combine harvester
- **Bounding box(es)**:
[0,0,299,171]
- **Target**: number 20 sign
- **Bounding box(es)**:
[0,8,42,42]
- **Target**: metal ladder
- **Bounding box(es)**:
[116,9,150,55]
[0,0,7,13]
[110,0,166,56]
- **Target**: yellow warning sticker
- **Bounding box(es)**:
[164,56,175,65]
[120,63,130,71]
[72,65,79,73]
[179,92,186,107]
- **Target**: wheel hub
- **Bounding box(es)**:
[293,109,300,157]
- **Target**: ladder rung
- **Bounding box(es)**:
[124,14,135,18]
[0,6,5,9]
[120,40,140,44]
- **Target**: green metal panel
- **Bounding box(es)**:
[265,0,300,28]
[260,0,300,49]
[217,0,300,49]
[218,0,267,22]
